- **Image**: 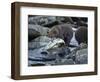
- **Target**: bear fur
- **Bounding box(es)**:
[48,24,73,46]
[75,26,87,44]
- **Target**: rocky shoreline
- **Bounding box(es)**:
[28,15,88,66]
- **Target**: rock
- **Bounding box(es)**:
[28,16,75,28]
[41,16,58,27]
[28,16,57,27]
[28,49,56,66]
[54,58,74,65]
[28,36,72,66]
[57,47,70,56]
[28,36,52,49]
[28,60,46,66]
[29,24,50,36]
[79,43,87,49]
[44,38,65,50]
[28,28,40,41]
[71,17,88,27]
[75,48,88,64]
[33,36,51,42]
[31,49,51,59]
[43,21,59,28]
[48,46,70,60]
[28,41,47,50]
[77,20,88,27]
[56,17,74,24]
[62,59,74,64]
[28,45,75,66]
[28,36,66,50]
[67,43,87,63]
[28,16,44,24]
[31,63,46,66]
[46,46,71,65]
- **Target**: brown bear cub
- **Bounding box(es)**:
[75,26,88,44]
[48,24,73,46]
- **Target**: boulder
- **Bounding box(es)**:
[61,59,74,65]
[54,58,74,65]
[67,43,87,63]
[28,36,66,51]
[28,36,52,49]
[75,48,88,64]
[56,17,74,24]
[33,36,51,42]
[44,38,65,50]
[28,16,75,28]
[29,24,50,36]
[28,49,56,66]
[28,29,40,41]
[28,16,57,27]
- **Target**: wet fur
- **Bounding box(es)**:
[75,26,87,44]
[48,24,73,45]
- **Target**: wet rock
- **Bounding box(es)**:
[28,16,75,28]
[28,49,56,66]
[41,16,58,27]
[28,39,70,66]
[77,20,88,27]
[28,24,50,41]
[67,43,87,63]
[28,16,88,66]
[43,21,59,28]
[28,16,57,27]
[44,38,65,50]
[28,60,46,66]
[46,46,71,65]
[33,36,51,42]
[28,48,55,59]
[28,36,52,49]
[48,46,70,59]
[54,58,74,65]
[29,24,50,36]
[41,51,48,55]
[28,41,47,50]
[28,28,40,41]
[75,48,88,64]
[57,47,70,57]
[56,17,74,24]
[31,63,46,66]
[28,36,66,50]
[61,59,74,65]
[28,16,44,24]
[71,17,88,27]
